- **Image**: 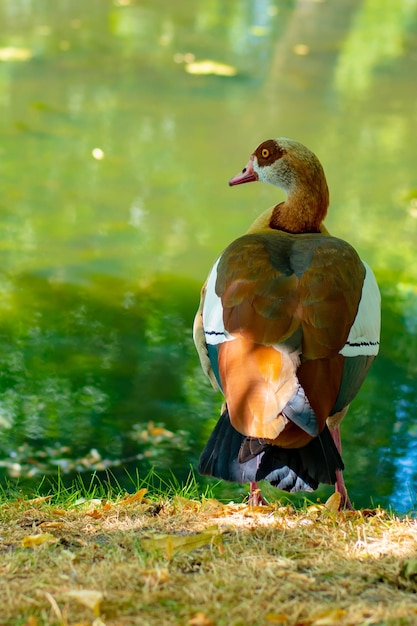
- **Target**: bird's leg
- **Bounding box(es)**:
[249,481,268,506]
[330,425,353,510]
[248,454,268,506]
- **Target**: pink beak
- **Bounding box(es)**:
[228,156,258,186]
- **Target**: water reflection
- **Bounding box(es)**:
[0,272,208,482]
[0,0,416,511]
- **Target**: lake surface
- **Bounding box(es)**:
[0,0,417,511]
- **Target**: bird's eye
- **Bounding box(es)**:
[261,148,270,158]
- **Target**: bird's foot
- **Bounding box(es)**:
[248,481,268,506]
[339,492,354,511]
[335,470,354,511]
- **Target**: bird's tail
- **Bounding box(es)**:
[198,406,344,493]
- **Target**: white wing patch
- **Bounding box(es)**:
[202,257,235,346]
[340,261,381,357]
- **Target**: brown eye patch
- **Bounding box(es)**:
[255,140,285,166]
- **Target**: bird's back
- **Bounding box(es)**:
[200,228,379,448]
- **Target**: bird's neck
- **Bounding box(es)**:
[269,185,329,234]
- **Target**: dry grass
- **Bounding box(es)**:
[1,490,417,626]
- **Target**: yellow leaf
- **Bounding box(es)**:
[307,504,322,513]
[22,533,56,547]
[324,492,341,514]
[39,521,65,529]
[244,505,275,516]
[66,590,103,616]
[265,614,288,623]
[24,495,53,505]
[173,495,201,511]
[312,608,346,625]
[189,612,214,626]
[51,508,67,516]
[121,488,147,505]
[140,528,222,558]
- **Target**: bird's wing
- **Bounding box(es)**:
[193,279,222,392]
[201,231,375,443]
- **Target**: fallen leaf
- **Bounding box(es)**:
[215,503,248,516]
[22,533,56,547]
[67,590,104,616]
[311,608,346,625]
[86,509,103,519]
[189,612,214,626]
[148,423,174,437]
[39,521,65,529]
[74,498,102,509]
[22,617,38,626]
[243,505,275,516]
[173,495,201,511]
[201,497,224,510]
[140,528,222,558]
[307,504,322,513]
[121,488,147,505]
[265,614,288,624]
[24,496,53,505]
[51,508,67,516]
[324,492,341,514]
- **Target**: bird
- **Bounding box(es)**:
[193,137,381,509]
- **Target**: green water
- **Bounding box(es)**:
[0,0,417,511]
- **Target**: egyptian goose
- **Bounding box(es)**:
[193,137,381,509]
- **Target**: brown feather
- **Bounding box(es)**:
[299,242,365,358]
[218,338,298,440]
[214,231,364,448]
[217,231,364,356]
[297,356,345,422]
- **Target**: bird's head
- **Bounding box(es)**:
[229,138,325,194]
[228,137,329,232]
